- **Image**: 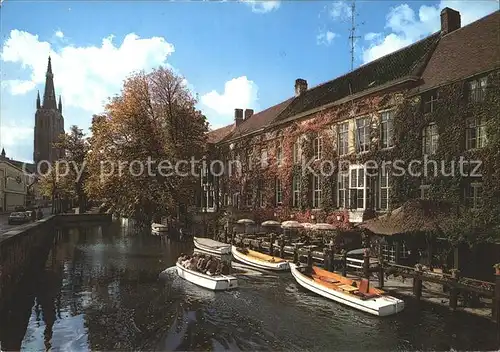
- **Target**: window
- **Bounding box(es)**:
[468,77,488,103]
[246,150,253,170]
[422,123,438,155]
[292,175,300,207]
[422,91,438,113]
[420,185,430,200]
[313,174,322,208]
[292,138,301,164]
[246,192,252,207]
[379,166,390,210]
[207,189,214,208]
[466,118,487,150]
[338,172,349,208]
[261,149,268,168]
[355,117,370,153]
[276,140,283,166]
[380,110,394,149]
[464,182,483,209]
[275,178,283,205]
[259,180,265,207]
[350,167,365,209]
[313,135,322,160]
[232,193,240,209]
[338,122,349,156]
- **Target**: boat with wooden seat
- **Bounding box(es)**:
[289,263,404,316]
[231,246,289,271]
[152,223,168,234]
[176,262,238,291]
[193,237,231,255]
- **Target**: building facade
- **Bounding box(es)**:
[200,8,499,229]
[33,56,65,172]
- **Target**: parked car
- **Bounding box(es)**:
[8,212,30,225]
[14,206,27,212]
[25,210,36,222]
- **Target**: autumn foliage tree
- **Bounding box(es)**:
[85,67,208,224]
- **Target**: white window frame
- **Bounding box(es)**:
[312,174,322,209]
[247,150,253,171]
[292,175,301,208]
[246,191,252,207]
[420,185,430,200]
[466,117,487,150]
[261,148,268,168]
[379,166,390,211]
[355,116,370,153]
[464,182,483,210]
[276,140,283,166]
[349,165,365,210]
[468,76,488,103]
[292,138,301,164]
[338,122,349,156]
[313,135,322,160]
[422,123,438,155]
[380,110,394,149]
[423,91,438,113]
[338,171,349,209]
[275,178,283,205]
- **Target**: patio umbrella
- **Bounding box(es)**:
[261,220,281,226]
[300,222,314,229]
[281,220,304,229]
[237,218,255,234]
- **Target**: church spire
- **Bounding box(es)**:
[58,95,62,113]
[42,56,57,109]
[1,148,5,158]
[36,90,41,109]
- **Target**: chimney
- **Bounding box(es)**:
[295,78,307,96]
[440,8,461,34]
[234,108,243,126]
[244,109,254,120]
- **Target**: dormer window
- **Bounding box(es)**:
[422,90,438,114]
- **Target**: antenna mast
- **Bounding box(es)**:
[348,0,361,71]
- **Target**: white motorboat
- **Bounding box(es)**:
[193,237,231,255]
[231,246,289,271]
[152,223,168,234]
[289,263,404,316]
[176,263,238,291]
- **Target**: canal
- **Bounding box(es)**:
[0,221,498,351]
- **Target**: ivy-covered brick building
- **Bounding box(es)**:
[199,8,499,238]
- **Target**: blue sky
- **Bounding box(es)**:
[1,0,498,162]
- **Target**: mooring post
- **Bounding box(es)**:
[279,236,285,258]
[413,265,423,301]
[323,247,330,271]
[307,249,313,268]
[363,248,370,279]
[257,239,262,252]
[293,244,299,263]
[230,230,235,246]
[378,243,384,288]
[449,269,460,311]
[224,228,228,244]
[342,251,347,277]
[269,233,275,256]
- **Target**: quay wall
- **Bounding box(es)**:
[0,212,112,310]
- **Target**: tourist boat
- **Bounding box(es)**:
[231,246,289,271]
[289,263,404,316]
[151,223,168,234]
[193,237,231,255]
[175,262,238,291]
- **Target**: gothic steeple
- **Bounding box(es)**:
[42,56,57,109]
[1,148,5,158]
[58,95,62,113]
[36,90,41,109]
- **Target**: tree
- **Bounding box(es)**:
[85,67,208,225]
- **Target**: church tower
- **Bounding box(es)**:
[33,56,65,172]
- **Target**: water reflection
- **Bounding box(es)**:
[0,221,497,351]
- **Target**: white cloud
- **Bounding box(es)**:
[243,0,280,14]
[1,30,176,113]
[1,79,36,95]
[55,30,64,38]
[330,1,352,20]
[317,31,337,46]
[362,0,499,63]
[0,123,33,162]
[200,76,259,116]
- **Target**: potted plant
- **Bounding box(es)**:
[494,263,500,275]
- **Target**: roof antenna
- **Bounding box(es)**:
[348,0,364,71]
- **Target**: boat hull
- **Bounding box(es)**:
[193,237,231,255]
[231,246,289,271]
[289,263,404,316]
[176,263,238,291]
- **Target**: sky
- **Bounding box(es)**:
[0,0,498,163]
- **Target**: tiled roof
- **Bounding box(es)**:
[0,156,35,173]
[206,124,235,144]
[417,11,500,92]
[273,32,441,123]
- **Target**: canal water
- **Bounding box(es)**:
[0,221,498,351]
